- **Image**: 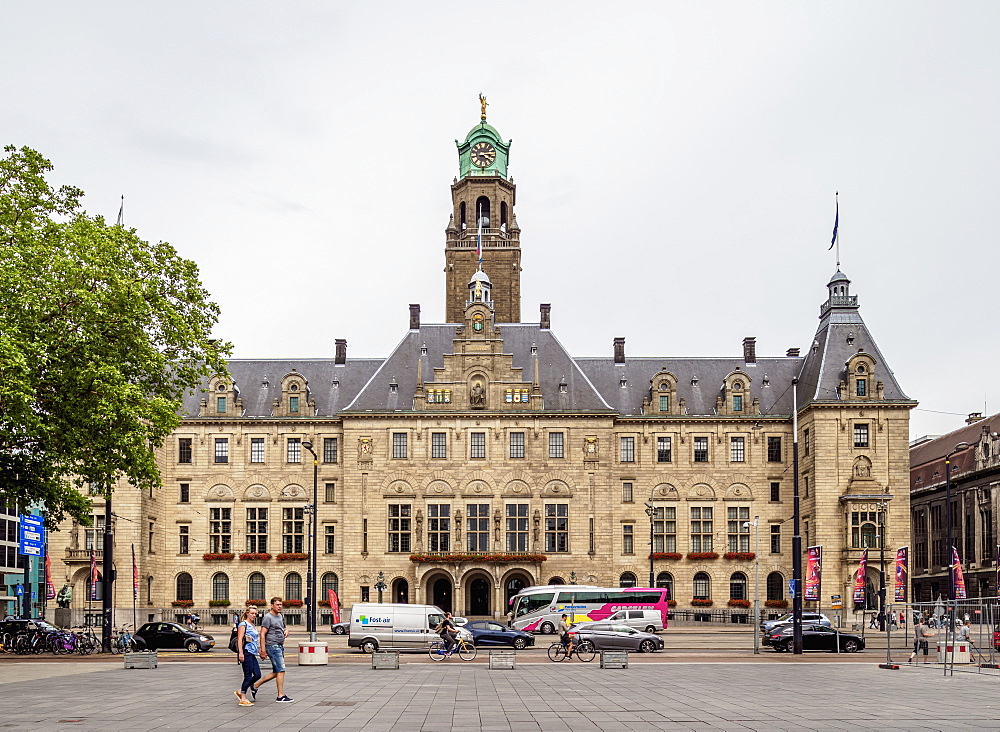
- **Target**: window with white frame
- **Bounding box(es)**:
[509,432,525,459]
[470,432,486,459]
[657,436,672,463]
[653,506,676,552]
[250,437,265,463]
[544,503,568,552]
[392,432,408,459]
[388,504,412,552]
[690,507,713,552]
[620,436,635,462]
[286,437,301,463]
[431,432,447,459]
[693,436,708,462]
[622,524,634,554]
[281,507,304,553]
[727,506,750,551]
[505,503,529,552]
[427,504,451,552]
[209,507,231,553]
[246,507,268,553]
[467,503,490,552]
[549,432,564,458]
[730,436,745,462]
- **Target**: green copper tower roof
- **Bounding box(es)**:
[456,119,512,179]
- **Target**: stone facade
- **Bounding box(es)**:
[47,111,916,627]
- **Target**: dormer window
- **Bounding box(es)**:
[217,397,226,413]
[733,394,743,412]
[846,353,875,400]
[289,396,299,413]
[856,378,867,396]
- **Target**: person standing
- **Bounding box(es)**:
[909,618,935,663]
[234,607,260,707]
[253,597,294,703]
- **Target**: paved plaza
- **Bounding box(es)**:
[1,659,998,731]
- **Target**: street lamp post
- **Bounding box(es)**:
[301,441,319,643]
[375,571,387,603]
[743,517,760,654]
[644,503,656,588]
[945,442,969,632]
[791,378,803,654]
[878,498,887,632]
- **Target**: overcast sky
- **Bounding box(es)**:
[4,1,997,440]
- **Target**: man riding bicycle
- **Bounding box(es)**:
[436,612,458,652]
[557,614,575,658]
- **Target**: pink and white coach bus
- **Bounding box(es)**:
[508,585,670,633]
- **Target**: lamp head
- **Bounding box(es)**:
[302,440,313,450]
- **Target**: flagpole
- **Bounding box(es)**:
[132,543,137,632]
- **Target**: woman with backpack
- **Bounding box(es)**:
[234,606,261,706]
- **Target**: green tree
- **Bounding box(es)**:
[0,145,230,524]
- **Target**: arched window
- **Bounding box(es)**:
[729,572,748,601]
[248,572,265,601]
[656,572,674,601]
[766,572,784,601]
[176,572,193,602]
[693,572,711,600]
[619,572,637,588]
[321,572,339,596]
[475,196,490,227]
[459,201,466,227]
[285,572,302,602]
[500,201,508,228]
[547,577,565,585]
[212,573,229,602]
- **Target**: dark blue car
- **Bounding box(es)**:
[464,621,534,649]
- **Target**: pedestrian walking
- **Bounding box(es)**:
[234,606,260,707]
[251,597,294,703]
[909,618,936,663]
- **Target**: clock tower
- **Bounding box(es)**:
[444,100,521,323]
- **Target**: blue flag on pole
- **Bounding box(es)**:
[829,195,838,250]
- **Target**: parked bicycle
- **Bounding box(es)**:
[110,624,139,654]
[428,638,477,661]
[547,638,596,662]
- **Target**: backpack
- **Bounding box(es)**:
[228,622,241,653]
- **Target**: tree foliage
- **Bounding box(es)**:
[0,145,230,525]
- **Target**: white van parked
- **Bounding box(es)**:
[572,609,664,633]
[347,603,471,653]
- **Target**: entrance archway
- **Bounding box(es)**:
[430,577,453,612]
[504,574,530,608]
[393,578,409,604]
[467,576,491,616]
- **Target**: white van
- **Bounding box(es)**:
[347,603,471,653]
[573,609,664,633]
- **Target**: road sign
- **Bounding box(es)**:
[830,594,843,610]
[788,579,798,599]
[15,584,23,596]
[19,514,45,557]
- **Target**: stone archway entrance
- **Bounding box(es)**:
[504,573,531,609]
[429,577,453,613]
[393,578,409,604]
[466,575,491,616]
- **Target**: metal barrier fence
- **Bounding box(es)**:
[884,597,1000,677]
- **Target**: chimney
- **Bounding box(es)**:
[613,337,626,364]
[743,337,757,364]
[409,304,420,330]
[540,303,551,330]
[786,347,800,358]
[335,339,347,365]
[967,412,985,425]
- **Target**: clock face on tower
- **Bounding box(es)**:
[470,142,496,168]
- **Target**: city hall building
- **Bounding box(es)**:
[49,110,916,626]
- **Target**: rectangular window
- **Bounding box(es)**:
[652,506,676,552]
[856,378,867,396]
[657,436,672,463]
[623,525,634,554]
[388,504,412,553]
[281,507,304,553]
[214,437,228,464]
[360,586,370,602]
[428,504,451,552]
[690,506,713,552]
[246,508,268,553]
[622,482,633,503]
[467,503,490,552]
[324,482,336,503]
[733,394,743,412]
[392,432,408,459]
[470,432,486,459]
[589,517,596,554]
[769,482,780,502]
[431,432,447,459]
[767,436,782,462]
[804,429,810,456]
[178,438,192,464]
[84,515,105,551]
[250,437,265,463]
[854,424,869,448]
[620,436,635,462]
[209,508,231,553]
[217,396,226,413]
[505,503,529,552]
[727,506,750,552]
[659,394,670,411]
[287,437,301,463]
[730,436,745,462]
[549,432,564,458]
[325,525,336,554]
[851,510,883,549]
[545,504,568,552]
[179,483,190,503]
[770,524,781,554]
[323,437,338,464]
[179,525,189,555]
[930,505,942,531]
[982,508,995,561]
[289,395,299,413]
[693,436,708,463]
[509,432,525,459]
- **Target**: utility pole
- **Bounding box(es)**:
[101,495,114,653]
[791,378,803,654]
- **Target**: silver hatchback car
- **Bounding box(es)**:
[570,623,664,653]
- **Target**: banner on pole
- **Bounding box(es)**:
[894,546,908,602]
[132,544,139,601]
[805,546,822,602]
[952,547,967,600]
[90,548,98,601]
[327,589,341,624]
[45,554,55,600]
[852,548,868,608]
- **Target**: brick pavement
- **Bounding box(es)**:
[1,660,999,730]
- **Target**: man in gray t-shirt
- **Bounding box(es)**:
[251,598,294,703]
[261,610,286,646]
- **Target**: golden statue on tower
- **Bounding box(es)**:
[479,93,488,121]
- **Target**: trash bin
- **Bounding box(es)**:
[937,640,971,664]
[297,641,329,665]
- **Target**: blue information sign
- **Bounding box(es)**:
[19,514,45,558]
[15,584,23,596]
[788,578,799,599]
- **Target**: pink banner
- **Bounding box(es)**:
[805,546,822,602]
[327,589,341,624]
[952,547,967,600]
[132,544,139,600]
[45,554,56,600]
[894,547,908,602]
[852,548,868,607]
[90,548,98,600]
